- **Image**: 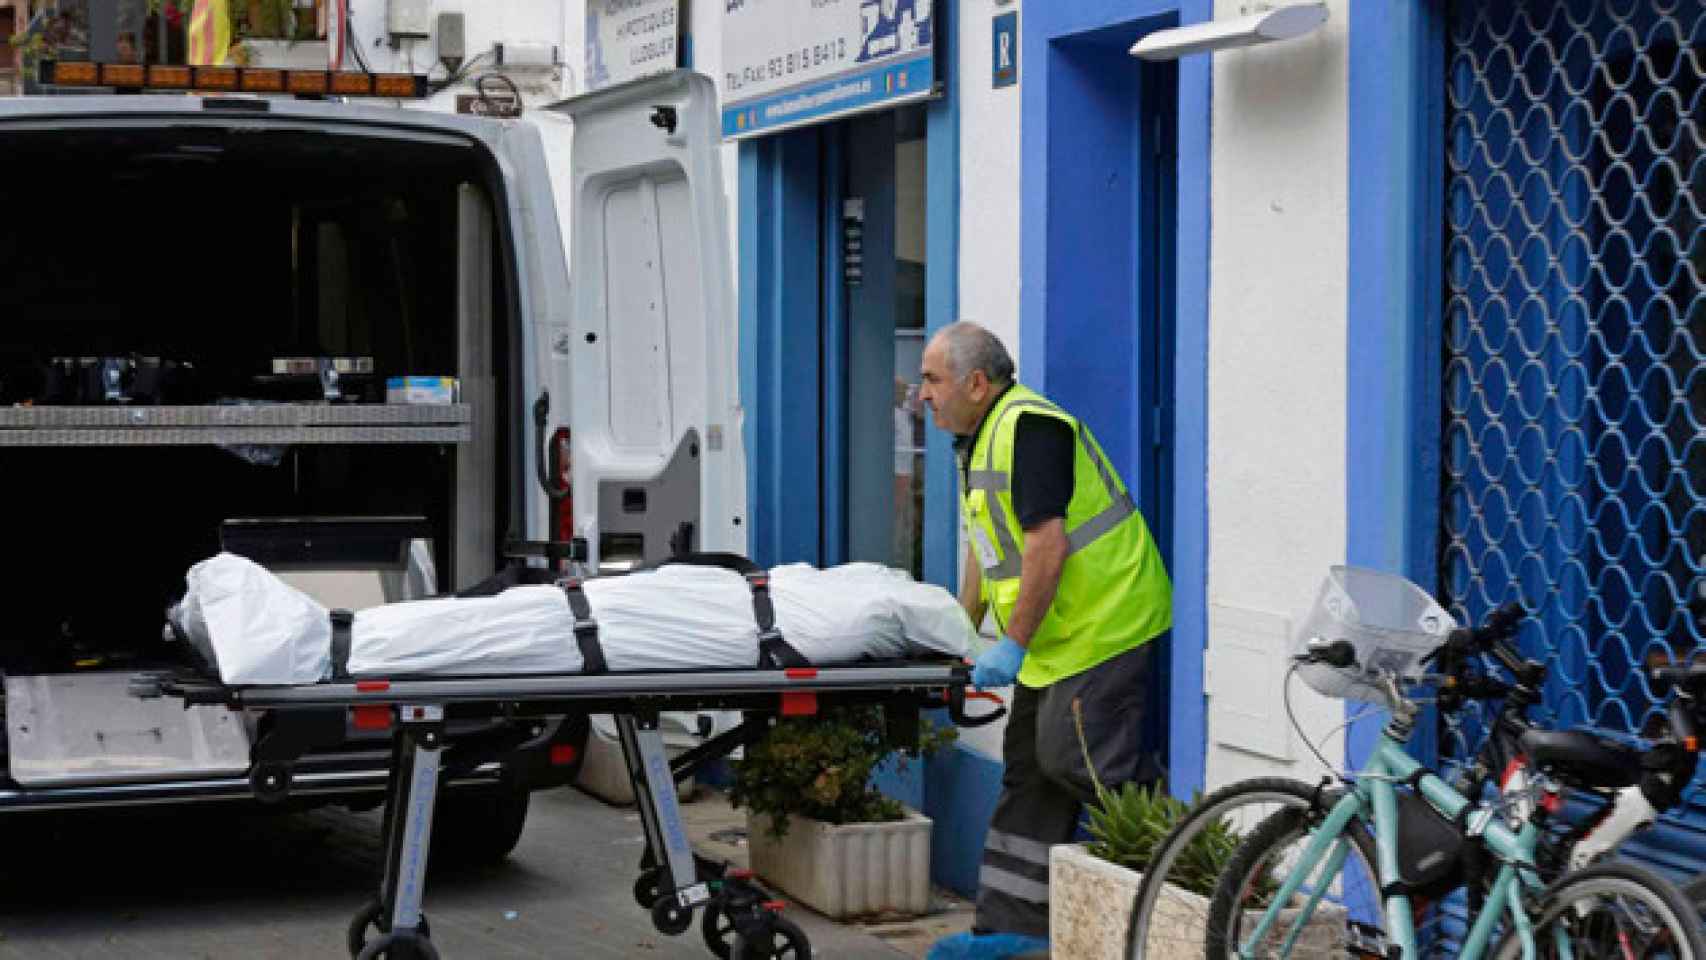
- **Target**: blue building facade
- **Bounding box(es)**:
[1351,0,1706,881]
[731,0,1213,894]
[730,0,1706,897]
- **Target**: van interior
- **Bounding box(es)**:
[0,123,515,676]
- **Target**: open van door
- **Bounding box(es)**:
[542,72,746,573]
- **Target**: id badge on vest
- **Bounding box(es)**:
[969,522,1000,571]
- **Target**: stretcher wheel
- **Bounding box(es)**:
[355,930,439,960]
[633,868,663,910]
[650,893,695,936]
[701,901,736,959]
[732,914,810,960]
[347,899,431,958]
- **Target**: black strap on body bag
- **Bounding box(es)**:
[330,609,355,681]
[559,577,609,674]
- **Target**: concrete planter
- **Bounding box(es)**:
[747,809,932,919]
[575,724,695,806]
[1050,843,1345,960]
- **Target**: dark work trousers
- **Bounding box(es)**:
[973,640,1162,938]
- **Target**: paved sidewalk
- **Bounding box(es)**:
[0,785,970,958]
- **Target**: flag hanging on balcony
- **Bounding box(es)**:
[187,0,231,66]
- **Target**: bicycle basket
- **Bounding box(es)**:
[1291,566,1455,703]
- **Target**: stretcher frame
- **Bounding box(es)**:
[133,660,1000,959]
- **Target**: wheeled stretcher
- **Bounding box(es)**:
[132,563,1004,960]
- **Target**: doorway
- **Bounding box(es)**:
[1033,29,1179,776]
[840,105,930,578]
[737,104,936,578]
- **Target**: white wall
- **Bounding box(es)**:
[956,0,1022,368]
[298,0,585,110]
[1202,0,1351,789]
[952,0,1022,763]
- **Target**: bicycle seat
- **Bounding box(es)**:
[1519,729,1642,789]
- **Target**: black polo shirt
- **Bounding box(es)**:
[955,388,1076,530]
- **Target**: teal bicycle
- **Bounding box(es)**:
[1130,568,1706,960]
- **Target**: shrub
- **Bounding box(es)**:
[730,704,955,838]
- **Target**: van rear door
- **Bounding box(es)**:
[541,71,745,571]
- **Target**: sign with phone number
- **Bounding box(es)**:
[722,0,937,139]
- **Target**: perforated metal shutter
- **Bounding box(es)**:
[1442,0,1705,884]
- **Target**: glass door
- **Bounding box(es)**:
[842,105,929,579]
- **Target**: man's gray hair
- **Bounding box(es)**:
[938,321,1016,386]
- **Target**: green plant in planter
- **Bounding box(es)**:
[1083,780,1250,899]
[1073,699,1266,900]
[730,704,956,839]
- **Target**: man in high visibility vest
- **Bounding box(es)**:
[921,322,1172,960]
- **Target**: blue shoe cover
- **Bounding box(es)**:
[924,931,1050,960]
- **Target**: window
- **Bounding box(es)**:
[892,105,928,578]
[1442,0,1704,739]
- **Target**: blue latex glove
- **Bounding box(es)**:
[971,636,1026,690]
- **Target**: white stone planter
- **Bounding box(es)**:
[575,725,695,806]
[747,809,932,919]
[1050,843,1346,960]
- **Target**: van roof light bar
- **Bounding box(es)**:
[37,59,428,99]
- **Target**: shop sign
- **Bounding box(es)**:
[586,0,681,93]
[722,0,937,139]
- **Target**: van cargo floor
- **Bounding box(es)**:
[5,672,251,787]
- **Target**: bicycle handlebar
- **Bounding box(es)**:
[1436,601,1525,661]
[1299,603,1540,714]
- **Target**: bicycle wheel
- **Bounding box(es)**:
[1126,777,1341,960]
[1685,872,1706,920]
[1492,861,1706,960]
[1204,806,1384,959]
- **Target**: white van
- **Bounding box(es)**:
[0,71,744,862]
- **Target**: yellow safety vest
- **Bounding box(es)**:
[960,384,1172,687]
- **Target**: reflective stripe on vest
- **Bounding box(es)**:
[959,384,1172,687]
[972,398,1135,581]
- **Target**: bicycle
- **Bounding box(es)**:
[1409,610,1705,920]
[1126,568,1706,959]
[1127,588,1526,958]
[1205,660,1703,958]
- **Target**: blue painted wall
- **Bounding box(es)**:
[1343,0,1447,767]
[1021,0,1213,799]
[921,0,962,594]
[740,131,827,569]
[924,739,1007,895]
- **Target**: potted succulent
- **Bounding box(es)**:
[1050,777,1245,960]
[730,704,954,919]
[1051,703,1340,959]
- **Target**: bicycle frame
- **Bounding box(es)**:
[1237,730,1549,960]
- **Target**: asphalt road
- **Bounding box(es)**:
[0,787,918,959]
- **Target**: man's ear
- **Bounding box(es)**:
[967,370,988,401]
